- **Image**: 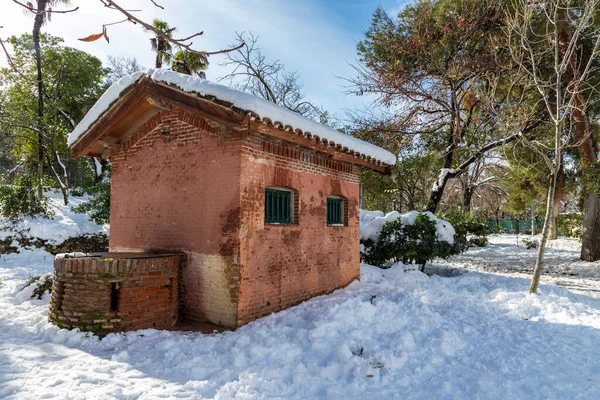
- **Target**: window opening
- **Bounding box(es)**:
[327,197,343,225]
[265,188,292,224]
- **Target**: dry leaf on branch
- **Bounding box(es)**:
[78,32,104,42]
[78,26,110,43]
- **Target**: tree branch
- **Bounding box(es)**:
[0,36,27,80]
[98,0,244,57]
[12,0,79,14]
[451,118,546,179]
[150,0,164,9]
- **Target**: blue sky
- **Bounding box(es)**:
[2,0,409,117]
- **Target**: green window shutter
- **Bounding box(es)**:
[327,198,343,225]
[265,188,292,224]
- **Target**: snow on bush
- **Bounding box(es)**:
[360,210,456,244]
[360,210,464,268]
[15,274,53,304]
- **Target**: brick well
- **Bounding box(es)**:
[50,253,181,336]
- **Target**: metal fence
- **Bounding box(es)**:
[487,218,544,233]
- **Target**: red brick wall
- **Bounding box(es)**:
[107,106,362,329]
[236,133,361,325]
[109,108,242,327]
[49,254,180,336]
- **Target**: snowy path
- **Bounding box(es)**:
[2,243,600,399]
[432,235,600,298]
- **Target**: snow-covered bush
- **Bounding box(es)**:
[360,210,467,270]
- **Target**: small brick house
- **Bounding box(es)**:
[61,70,394,332]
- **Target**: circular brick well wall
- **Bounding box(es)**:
[50,253,181,336]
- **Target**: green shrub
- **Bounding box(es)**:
[73,180,110,225]
[361,213,465,270]
[440,210,492,247]
[468,237,489,247]
[557,213,583,239]
[21,275,41,290]
[21,275,53,299]
[70,187,85,197]
[0,183,51,220]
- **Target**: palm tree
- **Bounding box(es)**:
[171,50,209,78]
[145,19,176,68]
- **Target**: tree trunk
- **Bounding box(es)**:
[427,173,449,213]
[573,95,600,260]
[581,192,600,261]
[90,158,109,183]
[427,128,457,213]
[155,52,162,68]
[530,113,562,293]
[530,172,558,293]
[46,159,68,205]
[463,186,473,212]
[560,13,600,260]
[548,161,563,240]
[33,0,48,200]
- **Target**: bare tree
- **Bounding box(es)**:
[475,179,508,227]
[105,55,144,86]
[504,0,600,293]
[456,157,504,212]
[219,32,326,121]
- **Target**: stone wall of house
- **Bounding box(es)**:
[236,132,361,326]
[109,108,242,328]
[49,254,180,336]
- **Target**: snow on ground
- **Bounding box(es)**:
[1,203,600,398]
[1,239,600,397]
[432,235,600,299]
[0,191,109,243]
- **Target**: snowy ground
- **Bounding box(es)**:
[1,201,600,399]
[0,191,109,243]
[432,235,600,299]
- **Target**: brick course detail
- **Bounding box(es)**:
[50,253,181,336]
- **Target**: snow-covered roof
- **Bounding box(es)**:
[68,69,397,166]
